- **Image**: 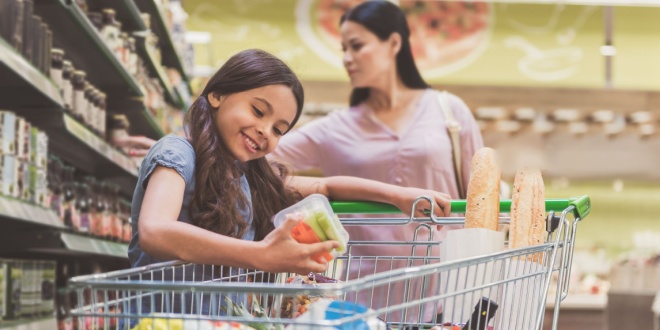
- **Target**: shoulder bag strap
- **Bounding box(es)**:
[438,91,466,199]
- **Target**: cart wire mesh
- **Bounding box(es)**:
[69,196,590,330]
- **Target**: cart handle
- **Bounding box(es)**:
[330,195,591,219]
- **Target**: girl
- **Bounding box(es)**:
[128,49,452,277]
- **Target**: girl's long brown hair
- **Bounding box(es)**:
[185,49,304,242]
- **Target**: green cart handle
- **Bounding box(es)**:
[330,195,591,220]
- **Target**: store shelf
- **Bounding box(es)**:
[87,0,147,32]
[61,232,128,258]
[134,0,190,89]
[33,0,143,100]
[0,316,57,330]
[0,230,128,259]
[110,98,165,140]
[134,37,182,108]
[17,109,138,196]
[0,37,63,109]
[0,196,63,230]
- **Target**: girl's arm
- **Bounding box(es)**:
[139,166,338,273]
[287,176,452,217]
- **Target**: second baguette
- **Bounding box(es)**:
[509,167,546,259]
[465,147,501,231]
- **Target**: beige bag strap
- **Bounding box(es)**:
[437,91,466,199]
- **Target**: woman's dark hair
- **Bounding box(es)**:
[185,49,304,242]
[341,1,429,106]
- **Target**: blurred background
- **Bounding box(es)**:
[1,0,659,329]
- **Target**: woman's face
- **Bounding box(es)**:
[340,21,399,88]
[208,85,298,163]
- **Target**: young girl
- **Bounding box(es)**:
[129,49,451,278]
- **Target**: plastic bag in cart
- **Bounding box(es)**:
[130,315,256,329]
[285,299,386,330]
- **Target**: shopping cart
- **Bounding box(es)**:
[69,195,590,330]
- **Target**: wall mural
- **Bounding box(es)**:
[296,0,494,78]
[183,0,660,89]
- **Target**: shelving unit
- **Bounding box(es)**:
[0,195,128,260]
[134,0,192,93]
[33,0,143,100]
[88,0,147,32]
[0,316,57,330]
[134,36,182,108]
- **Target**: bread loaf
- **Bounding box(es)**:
[509,167,546,261]
[465,147,500,231]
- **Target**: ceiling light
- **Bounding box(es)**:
[553,109,581,122]
[514,107,536,121]
[495,120,521,133]
[476,107,507,120]
[569,122,589,135]
[600,45,617,57]
[629,111,653,124]
[591,110,615,123]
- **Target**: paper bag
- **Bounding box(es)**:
[440,228,505,324]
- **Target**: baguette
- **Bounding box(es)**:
[509,167,546,262]
[464,147,500,231]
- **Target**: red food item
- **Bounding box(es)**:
[290,221,334,263]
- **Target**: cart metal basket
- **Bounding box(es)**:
[69,196,590,330]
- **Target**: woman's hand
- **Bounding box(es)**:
[257,217,339,274]
[391,187,452,218]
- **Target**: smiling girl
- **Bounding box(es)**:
[128,49,452,276]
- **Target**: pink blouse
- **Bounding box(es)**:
[270,89,484,322]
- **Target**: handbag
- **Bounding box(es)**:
[437,91,466,199]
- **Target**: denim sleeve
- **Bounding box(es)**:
[139,135,195,190]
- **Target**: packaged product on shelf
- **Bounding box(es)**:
[100,9,119,48]
[71,70,87,122]
[75,0,87,13]
[86,11,102,31]
[108,184,121,241]
[83,82,93,128]
[29,127,48,168]
[39,261,55,314]
[75,182,91,233]
[46,157,62,213]
[128,37,138,76]
[21,0,33,61]
[17,159,30,201]
[43,26,52,75]
[14,116,30,161]
[28,164,47,206]
[108,114,129,149]
[8,0,24,52]
[112,22,124,61]
[0,111,16,154]
[6,260,22,319]
[62,60,74,112]
[122,203,132,243]
[31,16,42,71]
[19,260,38,316]
[62,166,76,228]
[119,32,129,66]
[97,92,107,139]
[1,155,18,198]
[87,178,103,237]
[50,48,65,89]
[0,260,6,320]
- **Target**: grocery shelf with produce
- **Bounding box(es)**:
[33,0,143,100]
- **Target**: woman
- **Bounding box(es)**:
[269,1,484,324]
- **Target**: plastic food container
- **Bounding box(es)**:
[273,194,348,262]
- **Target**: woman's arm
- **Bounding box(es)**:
[287,176,452,217]
[139,166,338,273]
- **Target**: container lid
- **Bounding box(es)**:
[51,48,65,56]
[273,194,349,257]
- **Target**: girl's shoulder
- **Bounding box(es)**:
[143,135,196,175]
[150,135,194,156]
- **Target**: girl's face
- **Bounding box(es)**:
[208,85,298,163]
[340,21,400,88]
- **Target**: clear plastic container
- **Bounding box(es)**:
[273,194,348,262]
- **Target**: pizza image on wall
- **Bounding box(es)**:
[298,0,493,77]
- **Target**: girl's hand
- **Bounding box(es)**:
[258,217,339,274]
[392,188,452,218]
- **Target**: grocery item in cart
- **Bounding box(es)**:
[284,299,386,330]
[280,272,342,318]
[509,167,546,262]
[273,194,348,263]
[465,147,500,231]
[130,316,256,330]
